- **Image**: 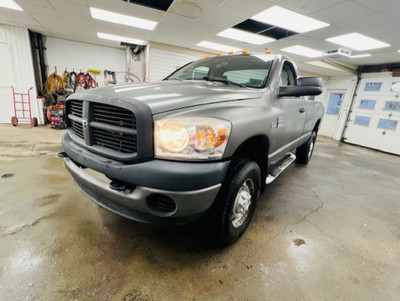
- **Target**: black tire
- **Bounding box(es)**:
[296,131,317,164]
[208,158,261,245]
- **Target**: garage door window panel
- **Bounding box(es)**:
[359,99,376,110]
[354,116,371,127]
[384,101,400,111]
[378,119,398,131]
[364,82,382,92]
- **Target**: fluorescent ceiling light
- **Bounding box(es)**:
[0,0,23,11]
[197,41,241,53]
[350,53,371,59]
[90,7,157,30]
[251,6,329,33]
[217,28,275,45]
[281,45,323,58]
[326,33,390,51]
[306,61,345,72]
[97,32,144,45]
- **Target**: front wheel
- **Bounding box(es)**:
[296,131,317,164]
[209,158,261,245]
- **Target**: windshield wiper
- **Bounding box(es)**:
[203,76,247,88]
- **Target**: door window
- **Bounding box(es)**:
[280,62,296,86]
[326,92,343,115]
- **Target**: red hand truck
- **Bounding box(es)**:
[11,86,38,127]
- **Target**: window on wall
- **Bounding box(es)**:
[354,116,371,127]
[326,92,343,115]
[383,101,400,111]
[359,100,376,110]
[378,119,398,131]
[364,82,382,92]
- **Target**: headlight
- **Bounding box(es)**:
[154,117,231,160]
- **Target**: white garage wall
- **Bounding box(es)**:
[0,25,38,124]
[148,43,204,81]
[44,37,126,87]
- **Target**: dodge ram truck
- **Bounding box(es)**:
[60,53,324,245]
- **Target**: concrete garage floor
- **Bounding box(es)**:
[0,125,399,301]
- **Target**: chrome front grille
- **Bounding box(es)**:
[66,99,138,158]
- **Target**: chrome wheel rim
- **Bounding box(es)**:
[308,140,314,159]
[231,179,254,229]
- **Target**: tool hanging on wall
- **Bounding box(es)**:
[104,70,116,85]
[43,68,64,96]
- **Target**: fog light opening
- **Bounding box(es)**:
[146,194,177,217]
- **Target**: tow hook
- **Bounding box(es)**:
[110,180,136,193]
[58,152,68,158]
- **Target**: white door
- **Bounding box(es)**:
[319,90,346,138]
[343,78,400,155]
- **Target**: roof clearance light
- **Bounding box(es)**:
[265,49,272,54]
[216,52,222,56]
[242,49,249,55]
[90,7,157,30]
[228,51,234,55]
[326,33,390,51]
[252,6,329,33]
[204,55,210,59]
[197,41,241,53]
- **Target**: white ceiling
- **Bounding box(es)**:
[1,0,400,77]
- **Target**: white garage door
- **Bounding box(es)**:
[343,77,400,155]
[149,47,201,82]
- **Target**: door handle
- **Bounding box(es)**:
[299,108,306,113]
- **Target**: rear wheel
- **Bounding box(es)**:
[296,131,317,164]
[208,158,261,245]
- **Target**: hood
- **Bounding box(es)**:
[84,81,263,114]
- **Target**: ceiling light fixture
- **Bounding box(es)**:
[281,45,323,58]
[90,7,157,30]
[217,28,275,45]
[0,0,23,11]
[326,33,390,51]
[251,6,329,33]
[350,53,371,59]
[97,32,144,45]
[197,41,241,53]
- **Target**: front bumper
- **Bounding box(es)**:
[62,133,230,225]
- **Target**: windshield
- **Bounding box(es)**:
[165,55,275,88]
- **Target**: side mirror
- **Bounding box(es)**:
[279,77,323,97]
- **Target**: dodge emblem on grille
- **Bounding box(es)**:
[82,119,88,130]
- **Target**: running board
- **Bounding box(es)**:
[266,153,296,184]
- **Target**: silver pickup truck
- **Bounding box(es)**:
[60,53,324,244]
